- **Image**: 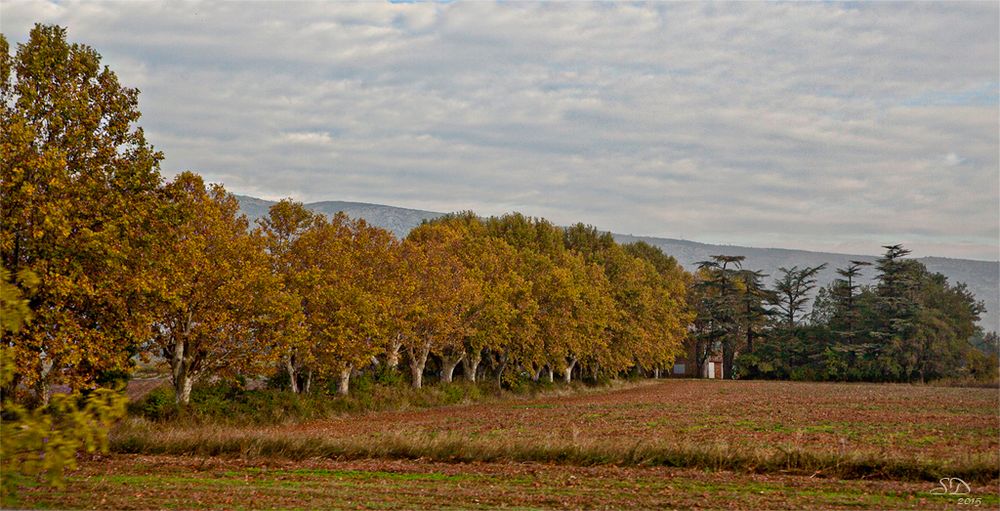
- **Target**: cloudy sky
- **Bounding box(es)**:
[3,2,998,260]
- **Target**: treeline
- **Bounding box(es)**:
[690,248,996,383]
[258,200,691,399]
[7,156,693,405]
[2,25,995,414]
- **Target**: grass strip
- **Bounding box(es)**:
[111,426,999,484]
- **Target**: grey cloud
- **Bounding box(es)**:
[1,1,997,260]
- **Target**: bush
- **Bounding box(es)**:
[373,365,404,386]
[128,386,176,421]
[439,381,482,404]
[964,349,999,382]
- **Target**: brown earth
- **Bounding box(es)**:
[14,454,996,510]
[273,380,999,465]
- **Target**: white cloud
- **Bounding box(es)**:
[944,152,966,167]
[281,131,334,146]
[1,1,997,259]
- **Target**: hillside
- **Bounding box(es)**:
[236,195,999,331]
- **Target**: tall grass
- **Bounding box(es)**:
[110,421,999,483]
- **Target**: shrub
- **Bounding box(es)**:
[128,386,176,421]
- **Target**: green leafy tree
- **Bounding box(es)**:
[870,245,922,380]
[736,269,772,355]
[829,260,872,339]
[770,264,828,327]
[691,255,744,378]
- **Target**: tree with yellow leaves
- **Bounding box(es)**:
[402,223,472,388]
[1,267,127,503]
[259,200,319,393]
[148,172,290,405]
[293,213,397,394]
[0,26,165,403]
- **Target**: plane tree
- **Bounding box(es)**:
[293,213,397,395]
[258,200,319,393]
[402,223,472,388]
[0,26,165,402]
[148,173,289,405]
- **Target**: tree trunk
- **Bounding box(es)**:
[546,366,554,383]
[695,339,709,378]
[286,354,299,394]
[440,352,463,383]
[563,357,577,383]
[387,334,402,370]
[34,377,51,407]
[337,366,351,396]
[303,369,312,394]
[34,357,54,407]
[531,365,541,382]
[171,336,194,405]
[722,340,735,380]
[653,367,660,379]
[408,340,431,389]
[462,348,482,383]
[176,372,194,405]
[495,354,508,389]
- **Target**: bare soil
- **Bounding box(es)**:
[16,454,997,510]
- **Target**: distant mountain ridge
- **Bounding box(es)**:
[236,195,999,332]
[237,195,441,239]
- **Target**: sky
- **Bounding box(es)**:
[3,1,998,260]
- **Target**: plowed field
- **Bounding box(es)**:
[16,454,997,510]
[279,380,998,465]
[12,380,1000,509]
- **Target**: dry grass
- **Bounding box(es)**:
[111,425,998,483]
[110,379,1000,483]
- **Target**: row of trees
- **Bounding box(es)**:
[689,246,995,383]
[257,203,693,400]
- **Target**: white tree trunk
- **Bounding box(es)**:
[171,336,194,405]
[337,366,351,396]
[408,340,431,389]
[303,369,312,394]
[177,372,194,405]
[462,349,482,383]
[387,335,402,370]
[440,352,464,383]
[564,358,578,384]
[547,366,554,383]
